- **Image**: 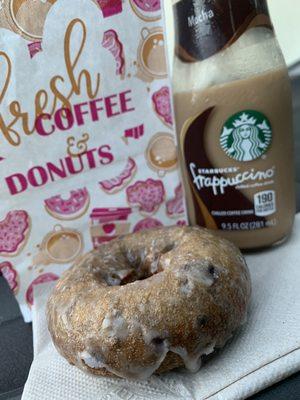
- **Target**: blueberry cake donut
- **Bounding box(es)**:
[47,226,251,379]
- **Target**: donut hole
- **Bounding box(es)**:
[110,273,124,283]
[98,254,162,287]
[119,241,176,285]
[94,240,176,287]
[119,268,154,285]
[98,263,161,287]
[119,256,163,285]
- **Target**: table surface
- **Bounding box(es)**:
[1,74,300,400]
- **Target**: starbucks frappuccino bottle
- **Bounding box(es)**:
[172,0,295,250]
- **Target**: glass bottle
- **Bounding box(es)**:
[172,0,295,249]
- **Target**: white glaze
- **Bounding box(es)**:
[101,310,129,340]
[175,262,217,299]
[80,340,170,380]
[80,350,128,378]
[138,303,146,313]
[80,351,106,370]
[163,258,171,267]
[171,347,201,373]
[180,277,195,297]
[150,258,159,274]
[170,341,216,373]
[125,343,169,380]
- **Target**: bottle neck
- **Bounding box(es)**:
[173,0,273,63]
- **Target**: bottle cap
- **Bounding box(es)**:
[173,0,273,62]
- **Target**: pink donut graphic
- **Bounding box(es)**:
[102,29,125,77]
[44,188,90,220]
[126,179,165,215]
[28,41,42,58]
[97,0,122,17]
[133,217,163,233]
[0,210,31,257]
[177,220,187,226]
[166,184,185,218]
[152,86,173,127]
[130,0,161,21]
[0,261,19,293]
[99,158,137,194]
[26,272,59,306]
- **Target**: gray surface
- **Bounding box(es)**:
[0,389,24,400]
[249,373,300,400]
[0,279,33,398]
[0,74,300,400]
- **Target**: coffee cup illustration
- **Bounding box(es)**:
[129,0,161,22]
[34,224,83,265]
[5,0,55,40]
[146,133,178,176]
[138,27,167,79]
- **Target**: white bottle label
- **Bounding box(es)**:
[254,190,276,217]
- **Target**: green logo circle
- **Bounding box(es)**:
[220,110,272,162]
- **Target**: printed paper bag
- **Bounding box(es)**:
[0,0,187,321]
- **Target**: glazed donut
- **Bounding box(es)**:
[47,226,251,380]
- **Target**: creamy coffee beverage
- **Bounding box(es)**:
[172,0,295,249]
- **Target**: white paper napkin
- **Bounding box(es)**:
[22,216,300,400]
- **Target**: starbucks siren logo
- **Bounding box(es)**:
[220,110,272,162]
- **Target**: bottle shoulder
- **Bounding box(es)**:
[172,28,288,93]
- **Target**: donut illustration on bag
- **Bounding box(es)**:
[126,179,165,215]
[28,41,42,58]
[26,272,59,306]
[152,86,173,128]
[102,29,125,77]
[133,217,163,233]
[0,210,31,257]
[97,0,122,18]
[177,220,187,226]
[99,158,137,194]
[44,188,90,221]
[130,0,161,21]
[166,184,185,218]
[0,261,19,294]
